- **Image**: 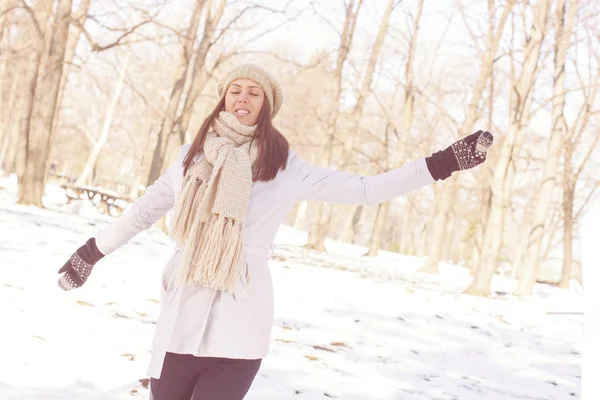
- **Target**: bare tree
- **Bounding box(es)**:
[424,0,513,275]
[15,0,159,206]
[305,0,363,251]
[341,0,394,170]
[515,0,578,295]
[0,0,15,173]
[0,0,10,152]
[18,0,72,206]
[171,0,228,148]
[560,55,600,287]
[466,0,551,295]
[0,68,23,176]
[46,0,92,174]
[146,0,207,186]
[15,0,54,199]
[75,53,130,186]
[368,0,424,257]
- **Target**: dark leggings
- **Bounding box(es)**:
[150,352,262,400]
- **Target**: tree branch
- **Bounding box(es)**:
[19,0,42,38]
[456,0,484,57]
[71,17,154,52]
[575,184,600,221]
[310,1,341,37]
[573,125,600,184]
[0,5,21,19]
[63,123,97,145]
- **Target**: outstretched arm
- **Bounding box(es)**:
[293,130,493,205]
[94,145,189,255]
[293,156,434,206]
[57,144,191,291]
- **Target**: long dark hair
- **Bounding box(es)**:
[182,97,290,182]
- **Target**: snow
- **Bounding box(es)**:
[580,191,600,400]
[0,175,583,400]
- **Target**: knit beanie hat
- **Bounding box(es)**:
[216,63,284,118]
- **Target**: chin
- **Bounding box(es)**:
[236,116,255,126]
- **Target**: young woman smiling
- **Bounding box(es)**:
[57,64,493,400]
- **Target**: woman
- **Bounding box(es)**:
[57,63,493,399]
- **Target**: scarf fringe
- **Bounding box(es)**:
[176,214,245,291]
[169,176,206,242]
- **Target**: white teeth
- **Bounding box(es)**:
[236,109,249,115]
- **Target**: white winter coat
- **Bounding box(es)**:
[95,144,435,378]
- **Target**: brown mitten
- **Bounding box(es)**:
[425,130,494,181]
[58,238,104,291]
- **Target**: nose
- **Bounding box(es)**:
[237,93,249,103]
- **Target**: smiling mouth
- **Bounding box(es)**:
[235,109,250,116]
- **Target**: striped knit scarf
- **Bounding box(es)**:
[169,111,258,291]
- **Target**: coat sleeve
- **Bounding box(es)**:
[291,153,435,206]
[94,144,190,255]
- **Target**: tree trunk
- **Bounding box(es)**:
[510,208,533,279]
[368,0,422,257]
[294,200,308,230]
[306,0,362,251]
[16,0,53,198]
[0,129,9,172]
[0,98,21,176]
[465,0,550,296]
[416,223,431,258]
[369,202,390,255]
[431,0,513,278]
[450,217,461,264]
[76,54,130,186]
[399,203,412,254]
[341,204,363,243]
[421,178,455,273]
[341,0,394,170]
[46,0,91,184]
[17,0,72,206]
[172,0,227,148]
[442,216,454,262]
[558,55,600,287]
[0,41,7,151]
[368,122,392,255]
[515,0,577,296]
[146,0,207,186]
[560,183,574,288]
[470,177,493,274]
[0,61,22,174]
[0,0,8,45]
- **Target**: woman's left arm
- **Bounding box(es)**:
[293,130,493,205]
[293,157,434,205]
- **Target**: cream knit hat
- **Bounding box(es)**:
[216,63,284,118]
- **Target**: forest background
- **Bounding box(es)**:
[0,0,598,297]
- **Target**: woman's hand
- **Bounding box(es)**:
[425,130,494,181]
[58,238,104,291]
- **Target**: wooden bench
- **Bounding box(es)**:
[60,184,130,217]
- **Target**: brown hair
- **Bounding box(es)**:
[182,97,290,181]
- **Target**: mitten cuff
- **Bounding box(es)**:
[425,148,457,181]
[79,238,105,264]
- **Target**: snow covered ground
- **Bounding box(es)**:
[0,176,582,400]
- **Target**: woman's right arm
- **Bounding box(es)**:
[58,144,191,290]
[94,144,190,255]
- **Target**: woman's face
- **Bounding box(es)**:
[224,78,265,126]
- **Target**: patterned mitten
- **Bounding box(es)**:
[58,238,104,291]
[425,130,494,181]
